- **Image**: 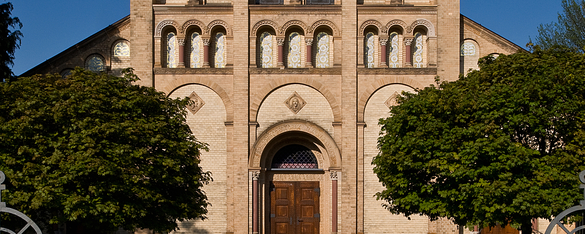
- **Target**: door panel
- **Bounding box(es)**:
[270,181,319,234]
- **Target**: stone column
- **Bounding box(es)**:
[203,38,210,68]
[404,38,413,67]
[178,38,186,68]
[305,38,313,68]
[379,38,388,68]
[252,171,260,234]
[331,171,338,234]
[277,37,285,67]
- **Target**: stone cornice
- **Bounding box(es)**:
[357,5,436,15]
[249,4,342,14]
[358,67,436,75]
[154,4,234,15]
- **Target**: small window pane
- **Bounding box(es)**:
[315,32,330,68]
[272,145,318,169]
[215,32,226,68]
[113,41,130,57]
[86,55,104,72]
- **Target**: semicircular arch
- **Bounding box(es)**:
[407,18,436,37]
[280,20,308,35]
[252,20,280,37]
[206,20,232,36]
[161,77,234,122]
[181,19,207,35]
[357,76,426,122]
[250,78,340,123]
[155,19,181,37]
[359,20,383,36]
[250,120,341,170]
[385,19,408,34]
[308,20,339,37]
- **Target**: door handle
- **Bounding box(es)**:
[298,219,304,222]
[290,217,292,225]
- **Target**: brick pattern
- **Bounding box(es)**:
[169,84,228,233]
[363,84,422,234]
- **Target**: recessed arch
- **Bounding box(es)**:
[161,77,234,122]
[206,20,232,36]
[357,77,426,122]
[155,19,181,37]
[359,20,383,37]
[250,120,341,170]
[407,18,436,37]
[280,20,308,36]
[384,19,408,35]
[181,19,207,36]
[250,78,341,123]
[308,20,339,37]
[252,20,280,37]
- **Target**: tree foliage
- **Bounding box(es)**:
[0,68,211,233]
[373,47,585,233]
[0,2,22,81]
[535,0,585,52]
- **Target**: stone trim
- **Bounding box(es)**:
[407,18,436,37]
[154,67,233,74]
[155,19,181,38]
[280,20,309,35]
[249,120,342,169]
[308,20,340,37]
[251,19,280,37]
[359,19,383,36]
[385,19,408,34]
[249,67,340,75]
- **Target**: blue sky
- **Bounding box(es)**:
[11,0,563,75]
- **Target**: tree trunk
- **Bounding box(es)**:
[521,220,532,234]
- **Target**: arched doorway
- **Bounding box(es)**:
[249,120,341,234]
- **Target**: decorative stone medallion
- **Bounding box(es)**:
[385,91,400,108]
[285,92,306,114]
[187,91,205,115]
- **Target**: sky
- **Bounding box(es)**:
[11,0,564,76]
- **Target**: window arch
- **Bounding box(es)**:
[86,54,105,72]
[259,31,276,68]
[113,41,130,57]
[412,31,426,68]
[189,31,203,68]
[364,31,377,68]
[287,31,303,68]
[60,68,73,78]
[388,31,402,68]
[166,31,179,68]
[212,31,227,68]
[271,144,318,169]
[315,31,332,68]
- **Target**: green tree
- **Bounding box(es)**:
[373,47,585,234]
[0,2,22,82]
[0,68,211,233]
[535,0,585,52]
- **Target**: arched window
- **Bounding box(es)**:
[287,32,302,68]
[364,32,376,68]
[113,41,130,57]
[271,144,318,169]
[60,69,73,79]
[412,32,424,68]
[315,31,331,68]
[86,54,105,72]
[214,32,226,68]
[190,32,203,68]
[259,31,275,68]
[167,32,178,68]
[461,41,476,56]
[388,32,401,68]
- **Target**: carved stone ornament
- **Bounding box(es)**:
[385,91,400,108]
[330,171,338,180]
[187,91,205,115]
[285,92,306,114]
[252,171,260,180]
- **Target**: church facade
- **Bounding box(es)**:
[23,0,523,234]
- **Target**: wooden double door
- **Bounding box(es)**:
[270,181,320,234]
